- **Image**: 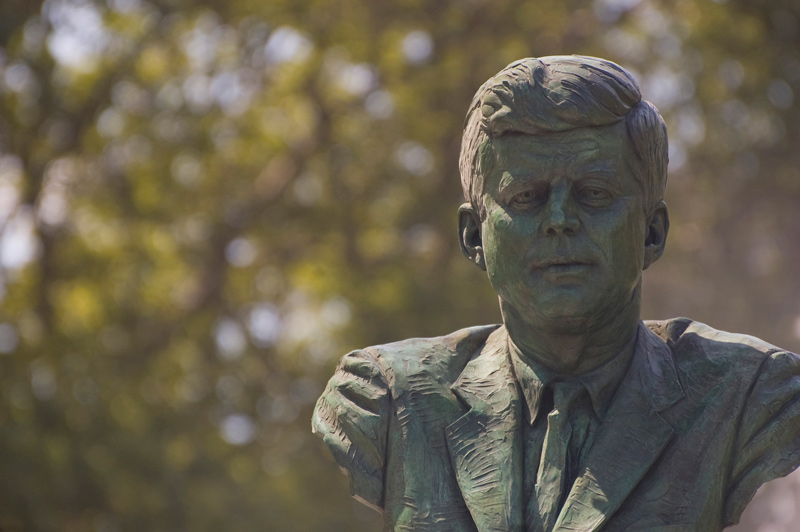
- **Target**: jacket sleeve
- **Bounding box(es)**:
[723,349,800,526]
[312,349,391,512]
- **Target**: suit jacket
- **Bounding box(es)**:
[312,318,800,531]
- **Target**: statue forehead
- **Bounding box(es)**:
[487,122,631,162]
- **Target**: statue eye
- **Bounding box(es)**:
[511,189,546,208]
[577,186,612,206]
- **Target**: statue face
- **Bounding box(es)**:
[478,122,650,329]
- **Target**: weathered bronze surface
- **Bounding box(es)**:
[312,56,800,531]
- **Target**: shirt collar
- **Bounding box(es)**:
[507,324,638,424]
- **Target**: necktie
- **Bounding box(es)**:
[526,380,587,531]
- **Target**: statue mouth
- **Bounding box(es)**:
[533,256,593,268]
[532,257,594,276]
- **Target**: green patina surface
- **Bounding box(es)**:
[314,56,800,532]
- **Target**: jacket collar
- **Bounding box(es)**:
[446,326,525,532]
[554,323,685,531]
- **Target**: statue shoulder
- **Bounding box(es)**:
[645,317,787,373]
[360,324,501,389]
[312,324,501,510]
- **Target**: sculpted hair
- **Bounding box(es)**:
[459,56,668,218]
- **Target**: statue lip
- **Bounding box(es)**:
[532,256,594,268]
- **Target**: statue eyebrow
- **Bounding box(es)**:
[496,154,616,191]
[497,174,547,195]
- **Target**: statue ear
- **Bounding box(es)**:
[643,201,669,270]
[458,203,486,271]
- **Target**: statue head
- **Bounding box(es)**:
[457,56,670,336]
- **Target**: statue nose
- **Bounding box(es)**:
[542,191,579,236]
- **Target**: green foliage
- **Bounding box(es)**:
[0,0,798,530]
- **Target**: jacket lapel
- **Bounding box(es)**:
[554,324,685,532]
[446,327,524,532]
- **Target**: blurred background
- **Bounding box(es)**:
[0,0,798,530]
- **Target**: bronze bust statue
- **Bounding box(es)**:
[312,56,800,531]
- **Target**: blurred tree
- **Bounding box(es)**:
[0,0,797,530]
